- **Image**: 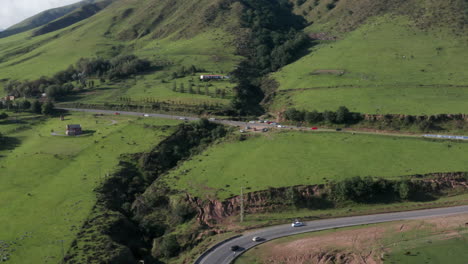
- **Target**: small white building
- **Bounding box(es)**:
[200,75,230,81]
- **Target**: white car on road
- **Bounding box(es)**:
[291,221,305,227]
[252,236,263,242]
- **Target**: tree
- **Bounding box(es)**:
[285,108,304,122]
[188,83,194,94]
[335,106,350,124]
[42,101,55,115]
[323,110,336,123]
[305,110,323,123]
[160,235,180,258]
[31,101,42,114]
[21,100,31,110]
[398,181,411,200]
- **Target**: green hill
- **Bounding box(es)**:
[1,0,467,115]
[0,0,245,105]
[0,0,102,39]
[270,0,468,115]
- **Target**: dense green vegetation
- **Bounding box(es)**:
[163,131,468,199]
[230,0,309,115]
[0,112,180,263]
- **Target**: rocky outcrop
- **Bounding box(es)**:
[187,185,328,226]
[188,172,468,226]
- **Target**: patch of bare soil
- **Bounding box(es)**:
[257,214,468,264]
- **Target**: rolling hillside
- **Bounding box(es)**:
[0,0,102,39]
[0,0,245,105]
[1,1,468,262]
[270,0,468,115]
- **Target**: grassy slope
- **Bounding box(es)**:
[162,131,468,200]
[66,74,234,106]
[0,113,180,263]
[271,0,468,114]
[0,0,243,104]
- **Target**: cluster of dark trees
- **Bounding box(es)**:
[171,82,228,98]
[3,54,151,99]
[75,55,151,80]
[284,106,363,124]
[231,0,309,115]
[330,176,436,203]
[0,99,54,115]
[170,65,201,79]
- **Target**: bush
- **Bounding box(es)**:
[160,235,180,258]
[0,112,8,119]
[41,101,55,115]
[31,101,42,114]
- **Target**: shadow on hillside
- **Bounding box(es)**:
[81,130,96,135]
[0,119,27,125]
[288,39,320,66]
[0,137,21,152]
[294,196,335,210]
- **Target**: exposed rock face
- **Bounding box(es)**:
[187,173,468,226]
[187,185,327,226]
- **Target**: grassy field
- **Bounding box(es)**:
[270,15,468,114]
[0,112,180,263]
[236,213,468,264]
[273,86,468,115]
[162,131,468,200]
[60,73,235,107]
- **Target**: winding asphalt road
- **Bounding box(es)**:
[196,206,468,264]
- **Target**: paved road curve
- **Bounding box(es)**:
[195,206,468,264]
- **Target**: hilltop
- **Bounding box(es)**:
[0,0,103,39]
